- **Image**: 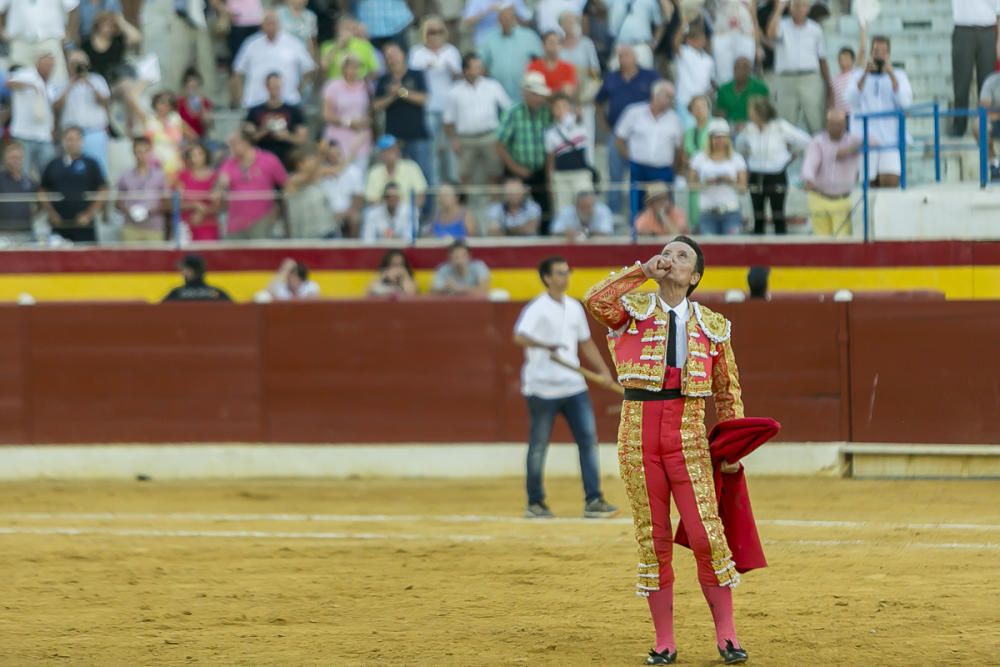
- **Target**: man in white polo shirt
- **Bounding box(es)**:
[513,256,619,519]
[950,0,1000,136]
[232,10,316,109]
[766,0,831,133]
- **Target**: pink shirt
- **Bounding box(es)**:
[801,132,861,197]
[219,149,288,233]
[322,79,372,161]
[177,168,219,239]
[227,0,264,26]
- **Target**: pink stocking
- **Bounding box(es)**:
[646,584,675,653]
[700,583,740,649]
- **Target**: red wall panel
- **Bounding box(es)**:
[0,307,28,444]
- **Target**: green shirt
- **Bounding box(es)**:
[715,78,770,125]
[496,103,553,172]
[320,38,379,80]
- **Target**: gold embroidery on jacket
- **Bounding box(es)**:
[617,400,659,595]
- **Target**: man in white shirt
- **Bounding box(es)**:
[0,0,77,85]
[6,53,58,180]
[766,0,831,133]
[513,255,618,519]
[614,80,686,220]
[607,0,663,69]
[233,10,316,108]
[319,138,365,237]
[550,190,615,240]
[847,35,913,188]
[361,182,416,241]
[52,51,111,177]
[950,0,1000,136]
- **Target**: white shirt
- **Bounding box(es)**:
[658,297,690,367]
[408,44,462,112]
[320,163,365,215]
[271,279,321,300]
[774,17,827,73]
[736,119,812,173]
[953,0,1000,26]
[609,0,662,44]
[550,202,615,235]
[514,293,590,398]
[361,203,415,242]
[443,76,512,135]
[536,0,586,34]
[233,31,316,107]
[690,152,748,212]
[847,68,914,146]
[53,74,111,131]
[714,0,755,37]
[615,104,684,167]
[0,0,77,41]
[675,44,715,108]
[9,68,57,142]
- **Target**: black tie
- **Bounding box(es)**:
[667,310,677,368]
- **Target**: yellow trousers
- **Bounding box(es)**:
[807,192,853,237]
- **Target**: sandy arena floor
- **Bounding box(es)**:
[2,476,1000,666]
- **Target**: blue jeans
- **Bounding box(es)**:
[525,391,603,506]
[629,162,675,222]
[82,128,109,178]
[699,210,743,235]
[606,134,627,214]
[425,110,456,183]
[402,137,435,217]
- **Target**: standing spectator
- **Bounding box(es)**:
[550,189,615,240]
[715,56,770,129]
[409,16,463,184]
[544,93,593,214]
[831,23,867,114]
[801,109,861,237]
[683,94,712,224]
[537,0,583,35]
[766,0,831,134]
[116,137,169,243]
[162,254,232,301]
[233,10,316,109]
[595,44,659,214]
[318,139,366,237]
[673,22,715,124]
[0,142,38,241]
[950,0,1000,136]
[462,0,532,46]
[285,150,335,238]
[973,69,1000,172]
[559,11,601,160]
[711,0,761,84]
[484,177,542,235]
[322,53,374,170]
[319,15,379,81]
[736,96,811,234]
[431,239,491,295]
[607,0,663,69]
[374,44,433,188]
[496,73,555,229]
[277,0,319,63]
[364,135,428,211]
[0,0,77,85]
[215,130,289,239]
[267,258,321,300]
[177,68,215,142]
[146,0,215,94]
[77,0,139,42]
[177,142,221,241]
[127,91,189,183]
[688,118,748,235]
[614,80,686,219]
[6,53,58,180]
[52,51,111,178]
[356,0,413,49]
[367,248,418,297]
[83,10,141,83]
[244,72,309,170]
[480,3,543,103]
[443,53,511,218]
[634,181,689,236]
[426,182,476,238]
[848,35,913,189]
[528,31,578,98]
[361,181,415,241]
[211,0,264,108]
[39,126,108,243]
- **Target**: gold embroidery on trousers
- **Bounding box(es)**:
[618,400,659,595]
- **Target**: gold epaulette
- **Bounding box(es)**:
[692,302,732,343]
[621,292,657,320]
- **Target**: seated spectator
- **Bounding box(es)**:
[285,150,335,239]
[322,53,374,169]
[244,72,309,170]
[318,139,366,237]
[52,51,112,178]
[267,258,321,300]
[484,177,542,235]
[176,142,221,242]
[116,137,169,242]
[215,130,289,239]
[544,93,594,214]
[7,53,58,180]
[83,10,142,83]
[801,110,861,237]
[356,0,413,50]
[233,10,316,109]
[276,0,320,62]
[367,248,419,297]
[364,135,427,210]
[495,73,554,228]
[425,182,475,238]
[320,16,379,81]
[672,21,715,125]
[177,68,215,142]
[689,119,748,235]
[39,126,108,243]
[430,240,491,296]
[480,3,543,103]
[162,254,232,302]
[373,44,432,187]
[715,57,770,130]
[126,91,191,183]
[361,182,415,241]
[463,0,532,46]
[0,142,38,241]
[550,190,615,240]
[748,266,770,300]
[527,31,578,98]
[634,182,689,237]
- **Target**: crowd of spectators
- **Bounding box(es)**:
[0,0,996,245]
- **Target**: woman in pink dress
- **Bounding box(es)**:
[322,53,373,171]
[176,143,220,241]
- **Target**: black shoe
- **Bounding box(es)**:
[645,648,677,664]
[718,639,748,664]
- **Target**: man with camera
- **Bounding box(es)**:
[52,51,112,177]
[847,35,913,189]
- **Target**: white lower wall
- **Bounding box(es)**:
[874,183,1000,239]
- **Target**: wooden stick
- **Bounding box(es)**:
[549,353,625,396]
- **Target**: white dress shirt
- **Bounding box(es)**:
[847,68,914,146]
[515,293,591,398]
[0,0,77,41]
[774,18,827,73]
[675,44,715,108]
[737,120,812,173]
[953,0,1000,26]
[408,44,463,113]
[320,164,364,215]
[615,104,684,167]
[233,31,316,107]
[53,74,111,131]
[443,76,512,135]
[9,68,57,142]
[658,297,690,367]
[361,203,414,241]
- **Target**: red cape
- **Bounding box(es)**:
[674,417,780,574]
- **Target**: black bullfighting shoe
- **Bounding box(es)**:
[645,648,677,664]
[718,639,748,664]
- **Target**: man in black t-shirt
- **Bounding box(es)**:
[39,126,107,243]
[162,254,233,302]
[244,72,309,170]
[373,44,432,187]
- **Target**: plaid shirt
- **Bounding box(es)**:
[357,0,413,39]
[496,103,553,172]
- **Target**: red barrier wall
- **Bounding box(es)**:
[0,300,994,445]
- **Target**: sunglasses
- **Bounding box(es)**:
[427,28,445,35]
